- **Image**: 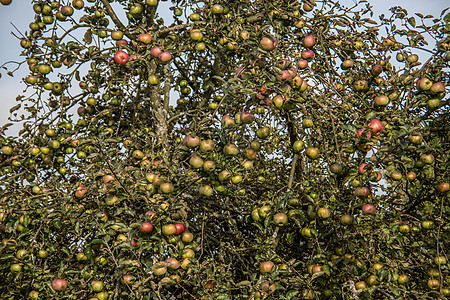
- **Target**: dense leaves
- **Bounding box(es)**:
[0,0,449,299]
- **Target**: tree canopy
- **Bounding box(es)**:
[0,0,449,299]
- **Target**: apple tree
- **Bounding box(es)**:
[0,0,449,299]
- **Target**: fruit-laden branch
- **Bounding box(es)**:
[100,0,134,39]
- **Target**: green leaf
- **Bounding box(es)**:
[408,17,416,27]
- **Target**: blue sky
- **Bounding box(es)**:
[0,0,447,134]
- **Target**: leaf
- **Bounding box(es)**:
[408,17,416,27]
[84,29,92,45]
[415,13,424,18]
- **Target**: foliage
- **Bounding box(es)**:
[0,0,449,299]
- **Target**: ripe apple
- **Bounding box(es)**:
[371,64,383,76]
[174,223,186,235]
[102,174,115,183]
[240,112,255,124]
[357,128,371,139]
[114,51,129,64]
[150,46,162,58]
[297,60,308,69]
[52,279,68,292]
[138,222,153,233]
[368,119,384,135]
[358,163,372,174]
[75,185,88,198]
[260,36,277,51]
[301,50,315,60]
[61,5,74,16]
[259,261,274,273]
[427,279,440,290]
[374,95,389,106]
[430,82,445,94]
[138,33,152,44]
[436,182,449,193]
[158,51,172,63]
[362,203,376,214]
[116,39,128,46]
[417,78,433,91]
[184,135,200,148]
[341,59,353,69]
[167,257,180,270]
[121,274,135,285]
[303,35,315,48]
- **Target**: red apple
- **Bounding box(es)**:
[116,39,128,46]
[138,222,153,233]
[301,50,315,60]
[150,46,162,58]
[121,274,135,285]
[158,51,172,63]
[52,279,68,292]
[174,222,186,235]
[357,128,371,139]
[297,60,308,69]
[114,50,129,64]
[358,163,372,174]
[362,203,376,214]
[430,82,445,94]
[75,185,88,198]
[259,261,274,273]
[368,119,384,136]
[303,35,316,48]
